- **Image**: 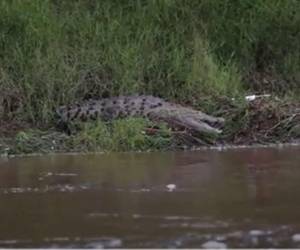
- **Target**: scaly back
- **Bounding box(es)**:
[56,95,168,123]
[56,95,224,136]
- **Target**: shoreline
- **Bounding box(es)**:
[1,97,299,157]
[2,138,300,159]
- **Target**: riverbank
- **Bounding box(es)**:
[1,96,299,156]
[0,1,299,155]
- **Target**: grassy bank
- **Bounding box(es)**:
[0,0,300,154]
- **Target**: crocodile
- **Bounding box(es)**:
[56,95,225,135]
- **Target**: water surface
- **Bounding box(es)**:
[0,147,300,248]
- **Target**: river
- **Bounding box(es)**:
[0,146,300,248]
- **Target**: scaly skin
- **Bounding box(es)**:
[56,95,225,135]
[56,95,168,122]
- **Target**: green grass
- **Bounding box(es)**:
[1,118,172,155]
[66,118,172,152]
[0,0,299,128]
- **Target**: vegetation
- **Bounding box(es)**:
[0,0,299,154]
[0,118,173,155]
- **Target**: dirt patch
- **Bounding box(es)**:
[225,98,300,145]
[243,67,299,95]
[0,120,30,137]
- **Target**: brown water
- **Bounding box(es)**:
[0,147,300,248]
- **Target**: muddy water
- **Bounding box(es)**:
[0,147,300,248]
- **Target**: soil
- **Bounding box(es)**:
[226,98,300,145]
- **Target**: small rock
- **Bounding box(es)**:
[249,230,264,236]
[245,95,257,101]
[292,234,300,242]
[201,241,227,249]
[166,184,176,192]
